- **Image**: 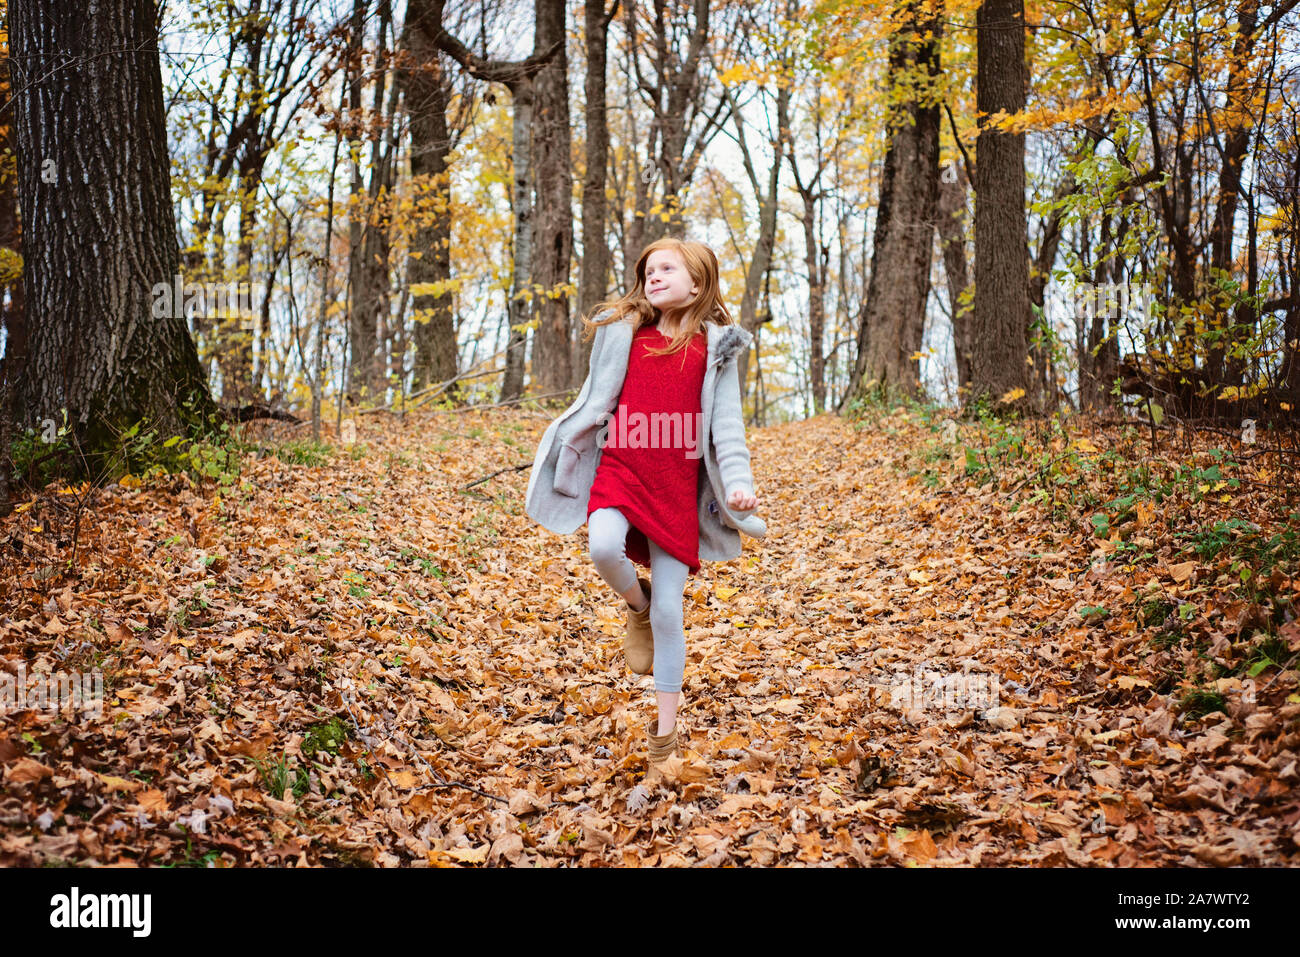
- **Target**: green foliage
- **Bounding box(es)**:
[1177,688,1227,720]
[1175,518,1258,561]
[275,439,333,467]
[959,399,1027,486]
[255,751,310,802]
[7,410,74,487]
[302,717,349,757]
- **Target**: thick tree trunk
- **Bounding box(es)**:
[530,0,574,394]
[10,0,216,465]
[402,0,459,395]
[577,0,616,377]
[968,0,1030,413]
[839,3,940,409]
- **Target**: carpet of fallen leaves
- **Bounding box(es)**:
[1,404,1298,867]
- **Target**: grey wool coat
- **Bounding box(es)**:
[525,311,767,562]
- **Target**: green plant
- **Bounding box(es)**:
[277,439,333,467]
[1177,687,1227,719]
[8,409,73,486]
[1243,634,1293,678]
[303,717,349,757]
[1175,518,1258,561]
[165,823,221,868]
[1078,605,1110,624]
[255,752,310,802]
[1138,597,1177,627]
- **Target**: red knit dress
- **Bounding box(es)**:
[586,323,708,575]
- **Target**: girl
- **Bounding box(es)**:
[525,238,766,767]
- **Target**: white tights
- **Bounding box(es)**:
[587,506,689,696]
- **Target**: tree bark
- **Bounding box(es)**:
[937,160,972,396]
[968,0,1030,413]
[9,0,217,466]
[402,0,459,394]
[789,149,828,415]
[576,0,619,378]
[347,0,397,403]
[530,0,575,394]
[839,1,940,409]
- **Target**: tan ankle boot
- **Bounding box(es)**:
[624,577,653,674]
[647,719,680,765]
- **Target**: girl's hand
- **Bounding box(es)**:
[727,488,759,512]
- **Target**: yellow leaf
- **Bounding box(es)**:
[98,773,140,793]
[999,387,1026,405]
[714,585,739,601]
[445,845,489,864]
[1072,438,1099,453]
[1116,676,1151,690]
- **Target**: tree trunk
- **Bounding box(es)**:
[968,0,1030,413]
[733,77,790,398]
[345,0,379,402]
[936,160,971,397]
[0,31,26,506]
[577,0,616,378]
[10,0,217,466]
[402,0,458,395]
[796,182,827,415]
[1208,0,1260,390]
[839,2,940,409]
[354,0,397,400]
[500,88,535,405]
[530,0,574,394]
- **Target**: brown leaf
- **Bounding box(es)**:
[7,757,52,784]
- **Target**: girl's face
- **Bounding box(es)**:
[644,249,699,311]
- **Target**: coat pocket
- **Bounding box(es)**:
[553,440,585,498]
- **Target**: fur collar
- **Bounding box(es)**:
[708,322,752,366]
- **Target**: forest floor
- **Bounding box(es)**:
[1,400,1298,867]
